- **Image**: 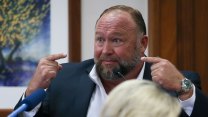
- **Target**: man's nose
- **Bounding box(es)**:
[102,42,113,54]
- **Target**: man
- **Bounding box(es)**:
[16,5,208,117]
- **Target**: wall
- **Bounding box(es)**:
[81,0,148,60]
[148,0,208,95]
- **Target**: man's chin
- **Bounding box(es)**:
[102,66,116,72]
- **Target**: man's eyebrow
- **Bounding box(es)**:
[95,31,103,35]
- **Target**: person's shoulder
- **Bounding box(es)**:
[61,58,94,69]
[54,58,94,80]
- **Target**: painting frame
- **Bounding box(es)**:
[0,0,72,113]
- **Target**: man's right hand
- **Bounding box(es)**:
[25,53,67,97]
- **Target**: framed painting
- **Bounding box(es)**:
[0,0,70,111]
[0,0,51,86]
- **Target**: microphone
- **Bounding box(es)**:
[113,69,126,80]
[8,88,46,117]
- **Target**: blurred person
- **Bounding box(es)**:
[100,79,181,117]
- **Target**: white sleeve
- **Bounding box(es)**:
[19,92,42,117]
[179,85,196,116]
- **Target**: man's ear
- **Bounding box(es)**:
[139,35,148,52]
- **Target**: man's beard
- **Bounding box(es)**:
[94,47,141,80]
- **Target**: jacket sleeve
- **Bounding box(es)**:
[190,88,208,117]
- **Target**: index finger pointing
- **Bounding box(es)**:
[141,57,161,63]
[46,53,67,61]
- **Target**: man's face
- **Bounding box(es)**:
[94,10,145,80]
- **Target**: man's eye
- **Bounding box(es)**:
[112,38,123,46]
[96,37,105,46]
[96,37,104,42]
[112,38,121,43]
[97,37,103,41]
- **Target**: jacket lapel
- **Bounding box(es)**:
[143,62,152,81]
[73,63,96,117]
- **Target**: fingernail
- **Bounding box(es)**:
[62,53,67,56]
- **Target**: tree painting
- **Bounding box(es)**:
[0,0,50,86]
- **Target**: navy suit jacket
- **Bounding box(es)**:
[15,59,208,117]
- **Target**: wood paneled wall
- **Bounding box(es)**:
[0,109,12,117]
[68,0,81,62]
[148,0,208,95]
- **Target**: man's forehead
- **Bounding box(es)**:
[98,10,132,23]
[96,10,137,32]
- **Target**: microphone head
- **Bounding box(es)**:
[113,69,126,80]
[113,69,121,76]
[20,88,46,111]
